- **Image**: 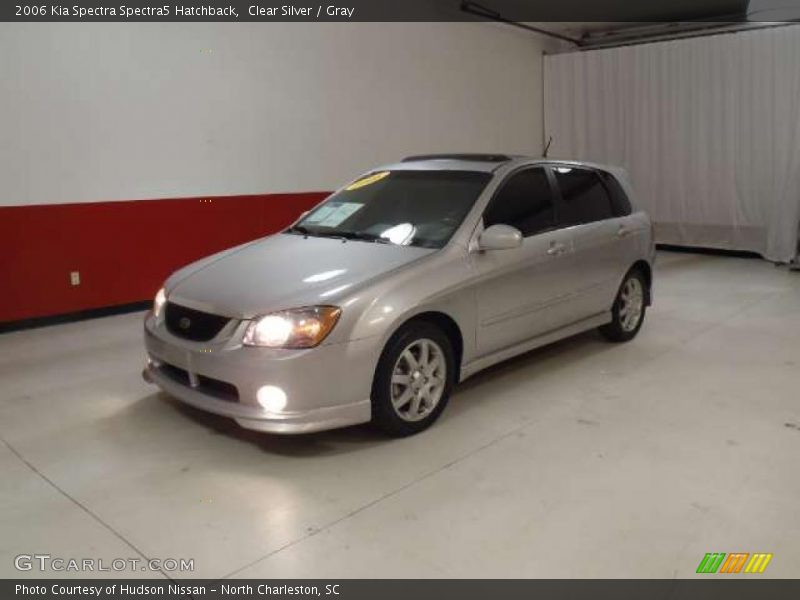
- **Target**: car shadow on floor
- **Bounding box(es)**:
[151,328,617,456]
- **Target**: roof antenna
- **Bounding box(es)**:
[543,136,553,158]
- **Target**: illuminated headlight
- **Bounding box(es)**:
[243,306,341,349]
[153,288,167,318]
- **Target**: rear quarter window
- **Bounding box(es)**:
[598,171,633,217]
[553,167,614,226]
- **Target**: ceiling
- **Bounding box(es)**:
[457,1,799,49]
[459,0,751,23]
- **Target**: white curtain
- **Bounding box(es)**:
[544,25,800,262]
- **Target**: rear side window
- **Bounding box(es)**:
[483,168,555,237]
[598,171,632,217]
[553,167,613,226]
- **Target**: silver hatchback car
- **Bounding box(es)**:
[143,154,654,436]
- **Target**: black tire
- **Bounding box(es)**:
[370,321,456,437]
[599,268,647,343]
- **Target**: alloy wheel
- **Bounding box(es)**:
[619,276,644,332]
[390,338,447,422]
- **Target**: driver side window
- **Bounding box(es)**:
[483,167,555,237]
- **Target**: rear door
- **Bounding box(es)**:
[549,165,626,318]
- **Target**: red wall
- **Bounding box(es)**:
[0,192,328,323]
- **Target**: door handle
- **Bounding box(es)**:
[547,241,567,256]
[616,225,631,238]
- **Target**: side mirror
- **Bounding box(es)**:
[478,224,523,251]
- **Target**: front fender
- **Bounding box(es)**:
[343,249,478,371]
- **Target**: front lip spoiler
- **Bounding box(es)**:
[142,362,371,435]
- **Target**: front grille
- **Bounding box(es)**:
[165,302,230,342]
[157,362,239,402]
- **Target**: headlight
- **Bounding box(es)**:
[243,306,341,348]
[153,288,166,318]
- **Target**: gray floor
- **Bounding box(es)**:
[1,251,799,579]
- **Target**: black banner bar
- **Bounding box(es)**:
[2,0,756,23]
[5,580,800,600]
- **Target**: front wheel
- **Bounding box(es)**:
[370,322,455,437]
[599,269,647,342]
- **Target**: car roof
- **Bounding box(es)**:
[377,154,622,175]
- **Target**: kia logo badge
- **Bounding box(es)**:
[179,317,191,330]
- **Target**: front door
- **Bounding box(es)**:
[471,167,576,357]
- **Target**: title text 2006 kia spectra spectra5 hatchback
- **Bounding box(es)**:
[143,154,655,436]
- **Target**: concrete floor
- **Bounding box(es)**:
[1,251,799,579]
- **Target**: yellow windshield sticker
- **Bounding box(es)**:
[345,171,390,191]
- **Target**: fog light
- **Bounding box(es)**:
[257,385,287,412]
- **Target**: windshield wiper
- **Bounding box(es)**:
[334,231,391,244]
[285,225,335,239]
[285,225,328,237]
[286,227,348,241]
[286,226,390,243]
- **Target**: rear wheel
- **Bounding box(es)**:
[371,322,455,437]
[599,269,647,342]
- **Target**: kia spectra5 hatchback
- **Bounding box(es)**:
[143,154,655,436]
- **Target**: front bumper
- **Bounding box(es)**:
[143,312,374,434]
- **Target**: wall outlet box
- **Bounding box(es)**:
[70,271,80,286]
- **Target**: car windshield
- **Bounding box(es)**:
[287,170,491,248]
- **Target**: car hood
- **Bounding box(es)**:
[167,233,435,318]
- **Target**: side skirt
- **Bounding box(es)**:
[459,312,612,382]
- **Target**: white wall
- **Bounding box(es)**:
[0,23,551,206]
